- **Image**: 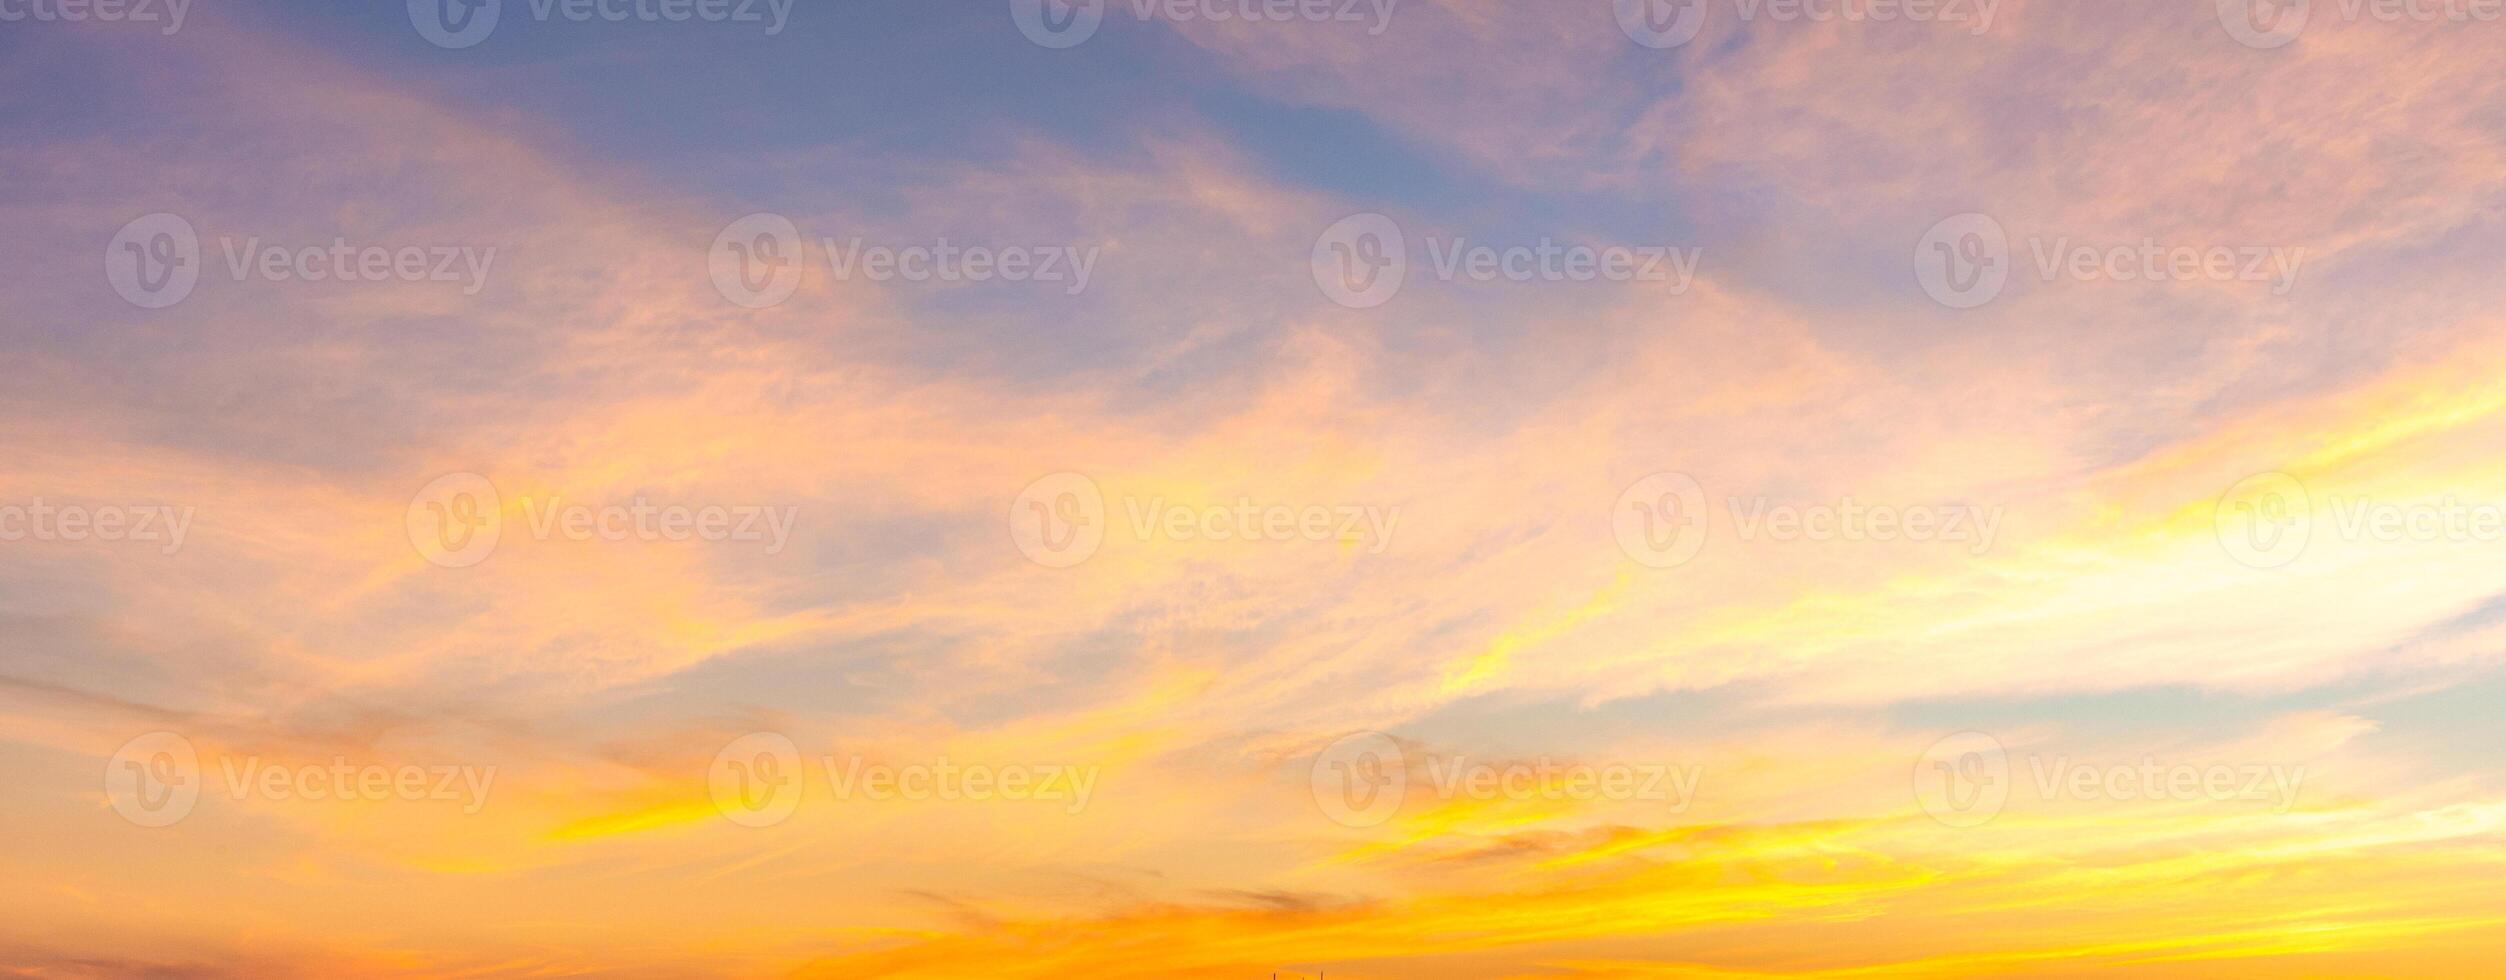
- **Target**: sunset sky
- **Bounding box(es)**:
[6,1,2506,976]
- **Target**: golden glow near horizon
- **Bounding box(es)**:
[5,1,2506,977]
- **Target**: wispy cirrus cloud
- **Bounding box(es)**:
[5,1,2506,976]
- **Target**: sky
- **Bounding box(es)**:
[5,0,2506,976]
